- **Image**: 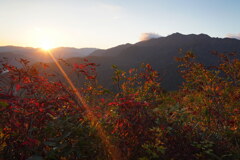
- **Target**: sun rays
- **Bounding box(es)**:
[46,50,122,160]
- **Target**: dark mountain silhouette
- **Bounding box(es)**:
[90,43,132,57]
[2,33,240,90]
[83,33,240,90]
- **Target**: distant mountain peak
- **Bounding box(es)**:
[169,32,183,36]
[198,33,210,37]
[168,32,211,38]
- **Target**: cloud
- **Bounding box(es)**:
[226,33,240,40]
[140,33,161,41]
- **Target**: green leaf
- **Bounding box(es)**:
[112,65,118,69]
[0,101,8,107]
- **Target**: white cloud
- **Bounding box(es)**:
[140,33,161,41]
[226,33,240,40]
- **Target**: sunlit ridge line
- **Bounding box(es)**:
[47,50,122,160]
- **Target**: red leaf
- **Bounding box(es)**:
[100,98,105,103]
[87,76,95,80]
[39,108,44,112]
[16,84,21,91]
[74,63,78,69]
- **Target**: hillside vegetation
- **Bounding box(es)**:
[0,52,239,160]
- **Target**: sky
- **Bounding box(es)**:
[0,0,240,49]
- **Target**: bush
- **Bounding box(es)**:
[0,52,239,160]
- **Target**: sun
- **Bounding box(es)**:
[41,43,53,51]
[39,39,54,51]
[40,41,53,51]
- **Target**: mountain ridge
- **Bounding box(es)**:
[83,33,240,90]
[0,46,98,64]
[1,33,240,90]
[90,33,239,57]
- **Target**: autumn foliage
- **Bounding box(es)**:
[0,52,239,160]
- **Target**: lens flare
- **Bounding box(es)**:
[47,50,122,160]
